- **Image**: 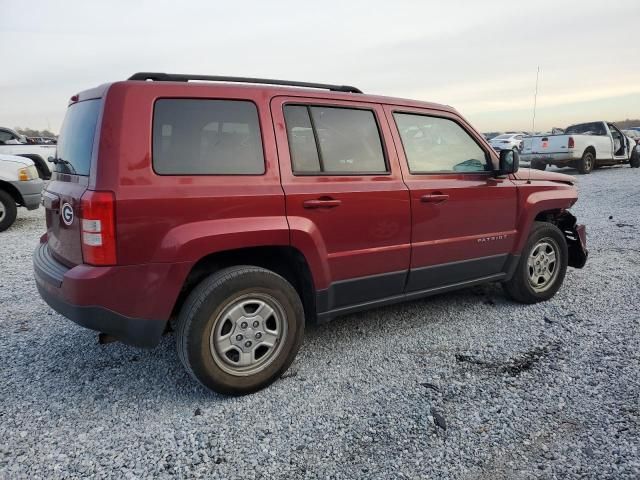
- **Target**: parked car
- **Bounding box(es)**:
[483,132,502,141]
[489,133,526,152]
[0,127,55,179]
[33,72,588,395]
[27,136,57,145]
[521,121,640,173]
[622,129,640,146]
[0,154,43,231]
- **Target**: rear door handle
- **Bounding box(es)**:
[420,193,449,204]
[303,198,342,209]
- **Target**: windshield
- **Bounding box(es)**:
[55,99,101,176]
[565,122,606,136]
[493,134,512,140]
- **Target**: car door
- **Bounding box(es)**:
[595,122,614,160]
[383,105,518,292]
[271,96,411,311]
[607,123,629,159]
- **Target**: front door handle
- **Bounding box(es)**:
[420,193,449,204]
[303,198,342,209]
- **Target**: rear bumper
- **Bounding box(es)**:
[33,241,192,347]
[521,152,575,164]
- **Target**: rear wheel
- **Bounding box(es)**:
[176,266,305,395]
[503,222,568,304]
[630,148,640,168]
[0,190,17,232]
[531,160,547,171]
[577,150,595,174]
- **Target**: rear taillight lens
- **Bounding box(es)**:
[80,190,116,265]
[568,136,575,149]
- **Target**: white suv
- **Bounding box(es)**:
[0,154,43,231]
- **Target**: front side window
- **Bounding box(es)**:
[153,99,264,175]
[284,105,387,174]
[394,113,489,173]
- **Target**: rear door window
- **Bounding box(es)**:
[55,99,101,176]
[153,99,265,175]
[283,105,387,174]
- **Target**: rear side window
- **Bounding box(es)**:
[153,99,265,175]
[283,105,387,174]
[394,113,489,173]
[55,99,101,176]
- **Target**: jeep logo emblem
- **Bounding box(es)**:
[61,203,74,226]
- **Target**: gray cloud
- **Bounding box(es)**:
[1,0,638,132]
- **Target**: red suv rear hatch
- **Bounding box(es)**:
[44,98,102,266]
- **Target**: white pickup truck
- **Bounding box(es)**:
[0,127,56,179]
[521,121,640,174]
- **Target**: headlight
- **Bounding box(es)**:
[18,165,39,181]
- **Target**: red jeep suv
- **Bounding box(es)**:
[34,72,587,395]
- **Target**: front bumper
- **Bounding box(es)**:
[11,178,43,210]
[33,241,191,347]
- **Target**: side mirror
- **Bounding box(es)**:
[498,149,519,175]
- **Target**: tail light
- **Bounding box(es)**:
[568,136,575,149]
[80,190,116,265]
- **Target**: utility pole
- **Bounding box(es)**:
[532,66,540,133]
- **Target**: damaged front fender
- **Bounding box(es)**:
[557,211,588,268]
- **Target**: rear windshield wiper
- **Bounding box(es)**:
[47,157,76,174]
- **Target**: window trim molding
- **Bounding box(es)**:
[151,97,267,177]
[392,110,493,176]
[283,102,391,177]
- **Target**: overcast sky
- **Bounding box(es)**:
[1,0,638,133]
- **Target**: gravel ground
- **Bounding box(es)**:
[1,165,639,479]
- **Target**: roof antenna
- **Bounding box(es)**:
[528,66,540,184]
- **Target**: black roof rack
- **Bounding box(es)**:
[127,72,363,94]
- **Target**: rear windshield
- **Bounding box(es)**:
[55,99,101,176]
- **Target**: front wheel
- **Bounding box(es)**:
[0,190,18,232]
[630,148,640,168]
[176,266,305,395]
[503,222,568,304]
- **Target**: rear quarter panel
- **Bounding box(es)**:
[96,82,289,267]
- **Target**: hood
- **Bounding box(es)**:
[513,168,576,185]
[0,153,34,167]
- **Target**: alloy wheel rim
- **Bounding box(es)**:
[585,155,593,169]
[209,293,287,376]
[0,202,5,221]
[527,238,560,292]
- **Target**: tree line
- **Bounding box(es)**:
[15,127,57,138]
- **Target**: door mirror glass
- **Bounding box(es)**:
[498,149,519,174]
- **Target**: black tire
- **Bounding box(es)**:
[176,266,305,395]
[0,189,18,232]
[577,150,595,174]
[630,148,640,168]
[531,160,547,171]
[503,221,568,304]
